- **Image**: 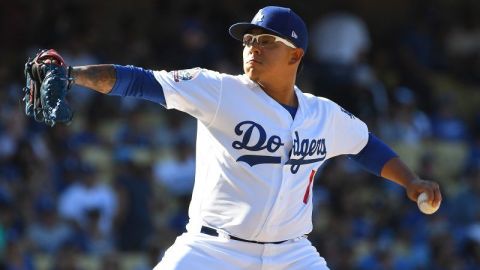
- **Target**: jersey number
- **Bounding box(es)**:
[303,170,316,204]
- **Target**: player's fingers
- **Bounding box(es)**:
[408,181,426,202]
[424,188,435,205]
[432,183,442,207]
[419,180,440,205]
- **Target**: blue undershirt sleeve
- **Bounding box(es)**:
[348,133,398,176]
[109,65,166,106]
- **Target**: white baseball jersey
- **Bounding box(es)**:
[153,68,369,242]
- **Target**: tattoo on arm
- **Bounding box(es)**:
[71,65,116,94]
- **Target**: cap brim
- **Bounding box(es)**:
[228,23,285,41]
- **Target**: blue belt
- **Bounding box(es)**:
[200,226,287,245]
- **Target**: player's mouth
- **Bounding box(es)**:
[246,58,262,64]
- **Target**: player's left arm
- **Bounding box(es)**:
[349,134,442,208]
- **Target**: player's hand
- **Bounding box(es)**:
[23,49,73,126]
[405,178,442,208]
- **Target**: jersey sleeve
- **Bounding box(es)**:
[153,68,223,125]
[328,102,369,157]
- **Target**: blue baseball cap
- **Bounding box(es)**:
[229,6,308,52]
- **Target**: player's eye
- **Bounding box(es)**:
[257,35,276,46]
[242,34,280,48]
[242,35,254,47]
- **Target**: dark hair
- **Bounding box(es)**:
[297,58,304,75]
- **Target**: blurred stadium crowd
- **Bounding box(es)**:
[1,0,480,269]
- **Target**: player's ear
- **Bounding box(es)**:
[289,48,304,65]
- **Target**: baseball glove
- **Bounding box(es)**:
[23,49,73,127]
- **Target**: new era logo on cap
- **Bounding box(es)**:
[228,6,308,52]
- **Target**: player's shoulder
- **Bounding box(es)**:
[297,90,339,111]
[225,73,255,85]
[299,91,359,122]
[170,68,221,81]
[168,68,248,84]
[213,72,262,89]
[300,91,334,103]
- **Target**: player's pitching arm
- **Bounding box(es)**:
[349,134,442,214]
[381,157,442,212]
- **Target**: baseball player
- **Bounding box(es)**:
[26,6,442,270]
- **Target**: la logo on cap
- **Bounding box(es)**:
[228,6,309,52]
[252,10,264,23]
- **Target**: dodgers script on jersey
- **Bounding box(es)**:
[153,68,369,242]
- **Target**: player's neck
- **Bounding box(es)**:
[256,78,298,107]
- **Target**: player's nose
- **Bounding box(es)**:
[247,43,262,55]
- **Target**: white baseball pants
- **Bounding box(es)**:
[154,232,329,270]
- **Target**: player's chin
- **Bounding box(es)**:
[244,64,262,79]
[244,69,260,81]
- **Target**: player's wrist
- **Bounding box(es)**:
[67,66,75,89]
[405,178,429,200]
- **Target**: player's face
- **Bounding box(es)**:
[242,29,301,82]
